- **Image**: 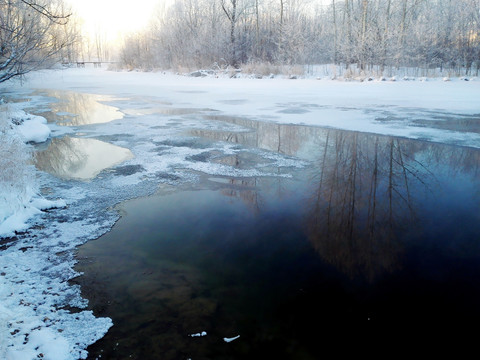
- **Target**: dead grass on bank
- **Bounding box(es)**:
[108,61,478,82]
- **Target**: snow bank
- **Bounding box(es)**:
[1,107,37,232]
[17,115,51,143]
[1,104,105,359]
[8,107,51,144]
[0,197,67,238]
[0,104,56,238]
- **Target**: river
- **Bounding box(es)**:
[2,74,480,359]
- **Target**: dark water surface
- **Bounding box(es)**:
[73,121,480,359]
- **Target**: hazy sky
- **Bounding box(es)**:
[66,0,170,41]
[67,0,331,42]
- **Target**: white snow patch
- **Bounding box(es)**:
[0,205,42,238]
[8,106,51,143]
[30,197,67,211]
[0,233,113,359]
[0,197,67,238]
[17,114,51,143]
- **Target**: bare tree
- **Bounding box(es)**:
[0,0,72,83]
[221,0,240,66]
[19,0,70,24]
[119,0,480,76]
[332,0,338,64]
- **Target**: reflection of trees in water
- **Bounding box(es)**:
[193,117,314,213]
[200,115,314,157]
[36,90,121,126]
[194,116,480,281]
[220,178,262,214]
[306,131,438,282]
[425,142,480,178]
[34,137,88,178]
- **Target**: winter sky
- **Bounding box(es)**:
[66,0,167,41]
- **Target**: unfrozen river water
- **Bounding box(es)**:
[6,87,480,358]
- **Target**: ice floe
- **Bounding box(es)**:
[224,335,240,343]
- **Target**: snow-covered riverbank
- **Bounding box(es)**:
[0,103,60,238]
[0,67,479,359]
[1,96,113,359]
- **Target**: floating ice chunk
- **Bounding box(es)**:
[224,335,240,343]
[189,331,207,337]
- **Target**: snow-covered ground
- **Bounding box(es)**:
[0,67,479,359]
[0,103,58,238]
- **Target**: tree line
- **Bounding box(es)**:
[120,0,480,76]
[1,0,479,83]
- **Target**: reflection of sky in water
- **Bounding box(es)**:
[35,137,133,180]
[32,90,123,126]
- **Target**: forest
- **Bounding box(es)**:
[119,0,480,76]
[1,0,480,82]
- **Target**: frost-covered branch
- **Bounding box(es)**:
[20,0,71,25]
[0,107,37,228]
[119,0,480,76]
[0,0,74,83]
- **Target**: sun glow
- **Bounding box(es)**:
[67,0,167,42]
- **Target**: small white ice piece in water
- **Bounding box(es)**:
[223,335,240,343]
[189,331,207,337]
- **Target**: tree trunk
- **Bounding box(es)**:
[381,0,392,73]
[398,0,408,67]
[280,0,284,25]
[332,0,338,64]
[360,0,368,70]
[221,0,238,67]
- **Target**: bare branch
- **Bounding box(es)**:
[20,0,71,25]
